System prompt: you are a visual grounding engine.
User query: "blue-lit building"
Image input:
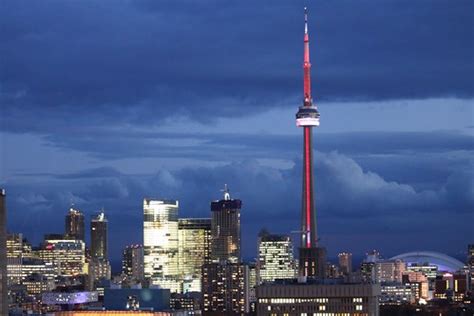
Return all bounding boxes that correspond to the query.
[103,288,170,311]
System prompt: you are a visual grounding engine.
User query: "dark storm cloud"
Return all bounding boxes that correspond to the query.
[41,129,473,161]
[1,0,473,133]
[3,151,472,260]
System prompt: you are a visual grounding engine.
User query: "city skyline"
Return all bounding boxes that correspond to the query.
[1,0,473,266]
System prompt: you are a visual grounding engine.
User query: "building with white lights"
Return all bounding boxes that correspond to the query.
[143,199,180,292]
[257,230,296,284]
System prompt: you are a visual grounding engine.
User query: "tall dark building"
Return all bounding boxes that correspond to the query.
[0,189,8,315]
[65,207,85,241]
[295,7,326,279]
[91,211,108,259]
[122,244,144,281]
[210,185,241,263]
[203,187,248,315]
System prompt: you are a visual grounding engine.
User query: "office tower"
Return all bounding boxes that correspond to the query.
[380,283,416,305]
[122,244,144,281]
[210,185,241,263]
[202,261,248,315]
[178,218,211,292]
[375,259,406,283]
[434,272,469,301]
[65,207,85,242]
[338,252,353,275]
[256,280,381,316]
[37,236,85,276]
[91,211,108,260]
[89,211,111,287]
[0,189,7,316]
[7,258,57,286]
[143,199,180,292]
[402,272,429,299]
[295,7,326,279]
[257,230,296,283]
[468,244,474,289]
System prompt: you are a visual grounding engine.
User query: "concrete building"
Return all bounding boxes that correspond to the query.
[402,271,429,300]
[37,237,86,276]
[202,261,248,315]
[178,218,211,292]
[380,283,415,305]
[143,199,180,292]
[338,252,353,276]
[375,259,406,283]
[257,230,296,283]
[122,244,144,281]
[256,279,381,316]
[7,257,57,286]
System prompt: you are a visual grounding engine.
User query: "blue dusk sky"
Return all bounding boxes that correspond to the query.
[1,0,473,265]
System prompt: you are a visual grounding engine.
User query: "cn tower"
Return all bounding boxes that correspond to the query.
[295,7,326,279]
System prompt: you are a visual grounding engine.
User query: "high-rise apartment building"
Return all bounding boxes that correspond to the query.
[65,207,85,242]
[338,252,353,276]
[178,218,211,292]
[143,199,180,292]
[257,230,296,283]
[0,189,8,316]
[202,261,248,315]
[375,259,406,283]
[122,244,144,281]
[210,186,241,263]
[91,211,108,260]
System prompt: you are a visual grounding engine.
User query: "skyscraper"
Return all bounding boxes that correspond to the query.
[202,187,248,314]
[178,218,211,292]
[257,230,296,283]
[210,185,241,263]
[202,261,248,315]
[65,207,85,242]
[143,199,180,292]
[295,7,326,279]
[90,211,111,286]
[0,189,8,316]
[122,244,144,281]
[338,252,353,276]
[91,211,108,260]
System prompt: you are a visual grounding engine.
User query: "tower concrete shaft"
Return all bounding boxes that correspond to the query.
[296,8,326,279]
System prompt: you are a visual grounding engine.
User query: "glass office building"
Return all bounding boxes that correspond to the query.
[143,199,180,292]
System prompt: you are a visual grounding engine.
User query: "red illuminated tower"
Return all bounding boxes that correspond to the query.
[295,7,326,279]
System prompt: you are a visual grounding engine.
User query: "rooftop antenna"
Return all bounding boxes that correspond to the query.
[221,184,231,200]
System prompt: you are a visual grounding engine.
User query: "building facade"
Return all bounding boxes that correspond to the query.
[143,199,180,292]
[65,207,85,242]
[37,238,85,276]
[91,211,108,260]
[256,280,381,316]
[210,187,241,263]
[338,252,353,276]
[257,230,296,283]
[202,261,248,315]
[122,244,144,281]
[178,218,211,292]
